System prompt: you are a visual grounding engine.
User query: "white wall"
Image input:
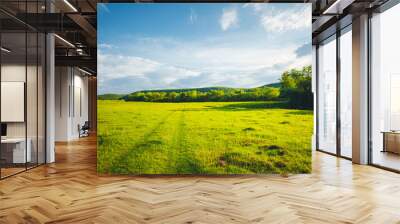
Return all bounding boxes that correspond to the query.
[1,65,26,141]
[1,63,46,164]
[55,67,89,141]
[55,66,70,141]
[1,65,40,137]
[72,73,89,138]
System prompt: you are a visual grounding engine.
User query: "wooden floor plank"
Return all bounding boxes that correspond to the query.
[0,135,400,223]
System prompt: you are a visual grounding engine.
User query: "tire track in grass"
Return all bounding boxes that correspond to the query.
[169,110,185,173]
[109,111,176,173]
[164,110,183,173]
[174,106,204,174]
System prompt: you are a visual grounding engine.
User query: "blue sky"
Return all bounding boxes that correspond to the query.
[98,3,311,94]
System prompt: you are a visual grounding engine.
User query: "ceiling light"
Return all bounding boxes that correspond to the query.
[63,0,78,12]
[1,47,11,53]
[78,67,92,76]
[54,34,75,48]
[76,48,85,55]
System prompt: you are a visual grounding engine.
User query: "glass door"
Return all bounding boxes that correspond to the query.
[317,35,337,154]
[339,26,352,158]
[370,3,400,171]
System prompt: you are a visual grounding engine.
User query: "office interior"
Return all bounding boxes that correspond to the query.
[0,0,97,179]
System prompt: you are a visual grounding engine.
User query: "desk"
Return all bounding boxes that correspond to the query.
[382,131,400,154]
[1,138,31,163]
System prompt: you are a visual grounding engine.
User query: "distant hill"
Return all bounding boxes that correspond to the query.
[139,86,234,93]
[129,83,280,95]
[98,83,282,100]
[260,82,281,88]
[97,93,124,100]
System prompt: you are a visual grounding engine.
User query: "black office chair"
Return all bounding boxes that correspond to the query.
[79,121,90,138]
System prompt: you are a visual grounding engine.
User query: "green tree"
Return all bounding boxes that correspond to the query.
[279,65,312,109]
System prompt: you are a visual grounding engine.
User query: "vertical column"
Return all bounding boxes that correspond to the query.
[45,0,55,163]
[352,14,369,164]
[312,45,317,151]
[46,33,55,163]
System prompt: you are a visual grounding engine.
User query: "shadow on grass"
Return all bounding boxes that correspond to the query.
[175,101,291,112]
[170,101,315,113]
[175,158,205,174]
[285,110,313,115]
[216,101,290,110]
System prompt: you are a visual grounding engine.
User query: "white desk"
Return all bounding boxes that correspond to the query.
[1,138,31,163]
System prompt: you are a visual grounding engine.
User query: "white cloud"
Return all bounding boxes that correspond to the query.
[99,43,113,49]
[99,54,159,80]
[250,5,311,32]
[220,8,238,31]
[120,36,302,73]
[189,8,198,24]
[191,46,297,72]
[98,39,311,94]
[98,52,202,93]
[243,3,262,12]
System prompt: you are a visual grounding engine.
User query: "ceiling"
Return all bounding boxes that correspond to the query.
[0,0,97,74]
[0,0,395,74]
[310,0,390,43]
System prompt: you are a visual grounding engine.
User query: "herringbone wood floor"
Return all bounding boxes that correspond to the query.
[1,135,400,224]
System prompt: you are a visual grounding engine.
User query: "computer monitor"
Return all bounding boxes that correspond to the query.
[1,123,7,137]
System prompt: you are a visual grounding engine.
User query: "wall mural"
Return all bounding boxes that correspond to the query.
[97,3,313,174]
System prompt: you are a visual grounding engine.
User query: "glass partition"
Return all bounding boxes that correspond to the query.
[339,26,352,158]
[1,31,28,177]
[370,4,400,171]
[0,2,46,179]
[317,35,337,154]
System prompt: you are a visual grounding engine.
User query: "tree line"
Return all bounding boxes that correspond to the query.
[123,87,280,102]
[99,65,313,109]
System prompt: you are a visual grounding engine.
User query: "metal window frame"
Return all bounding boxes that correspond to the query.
[315,22,353,161]
[315,0,400,172]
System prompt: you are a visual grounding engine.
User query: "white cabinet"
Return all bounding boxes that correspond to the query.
[1,138,32,163]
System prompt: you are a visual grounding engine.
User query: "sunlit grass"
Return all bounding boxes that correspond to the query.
[97,100,313,174]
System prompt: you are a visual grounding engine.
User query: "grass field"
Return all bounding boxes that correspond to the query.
[97,100,313,174]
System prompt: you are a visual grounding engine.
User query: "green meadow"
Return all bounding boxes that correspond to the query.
[97,100,313,174]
